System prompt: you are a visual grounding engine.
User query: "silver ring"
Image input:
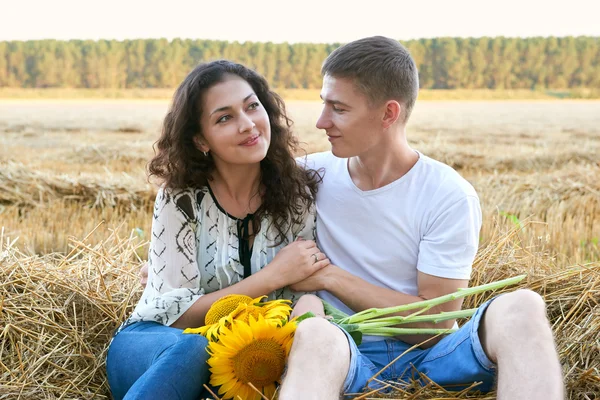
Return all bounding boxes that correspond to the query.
[312,253,318,263]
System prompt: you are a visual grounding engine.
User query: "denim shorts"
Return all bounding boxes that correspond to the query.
[340,298,497,397]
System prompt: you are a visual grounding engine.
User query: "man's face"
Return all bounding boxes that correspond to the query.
[316,75,383,158]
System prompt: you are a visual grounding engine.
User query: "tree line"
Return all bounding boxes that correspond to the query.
[0,36,598,89]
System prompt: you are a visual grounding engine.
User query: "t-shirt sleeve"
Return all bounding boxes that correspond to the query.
[417,195,482,279]
[132,187,204,326]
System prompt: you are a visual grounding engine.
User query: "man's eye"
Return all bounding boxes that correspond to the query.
[333,106,345,113]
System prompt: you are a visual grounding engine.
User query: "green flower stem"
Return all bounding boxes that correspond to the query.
[340,274,526,324]
[359,327,458,336]
[354,308,477,329]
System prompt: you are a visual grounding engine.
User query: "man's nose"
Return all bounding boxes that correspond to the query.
[316,111,331,130]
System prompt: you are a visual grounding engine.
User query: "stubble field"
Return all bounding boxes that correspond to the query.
[0,99,598,399]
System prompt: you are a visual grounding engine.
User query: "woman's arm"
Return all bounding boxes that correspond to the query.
[172,238,331,329]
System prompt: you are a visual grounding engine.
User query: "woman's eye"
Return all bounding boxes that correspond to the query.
[248,102,260,110]
[217,115,231,124]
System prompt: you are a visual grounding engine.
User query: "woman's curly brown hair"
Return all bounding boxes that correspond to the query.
[148,60,320,245]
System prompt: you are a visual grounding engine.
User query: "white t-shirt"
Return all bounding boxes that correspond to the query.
[301,151,482,324]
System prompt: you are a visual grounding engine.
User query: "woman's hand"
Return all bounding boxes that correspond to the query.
[140,262,149,286]
[264,239,330,288]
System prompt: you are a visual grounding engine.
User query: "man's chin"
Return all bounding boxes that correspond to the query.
[330,144,354,159]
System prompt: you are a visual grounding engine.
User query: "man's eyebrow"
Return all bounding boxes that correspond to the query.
[319,94,351,108]
[210,93,256,116]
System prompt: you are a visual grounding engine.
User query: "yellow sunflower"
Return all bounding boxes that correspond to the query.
[232,297,292,326]
[206,294,254,325]
[184,294,253,340]
[185,295,292,341]
[207,315,297,400]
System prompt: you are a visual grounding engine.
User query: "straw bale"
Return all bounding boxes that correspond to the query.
[0,226,143,399]
[0,223,598,399]
[0,162,156,210]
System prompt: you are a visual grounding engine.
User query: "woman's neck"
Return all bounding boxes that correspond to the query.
[210,162,262,217]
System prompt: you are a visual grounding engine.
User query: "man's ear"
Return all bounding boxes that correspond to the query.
[382,100,403,129]
[193,135,209,153]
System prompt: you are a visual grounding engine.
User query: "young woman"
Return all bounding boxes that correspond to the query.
[106,60,329,400]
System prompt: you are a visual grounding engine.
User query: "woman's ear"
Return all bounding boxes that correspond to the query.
[193,135,209,153]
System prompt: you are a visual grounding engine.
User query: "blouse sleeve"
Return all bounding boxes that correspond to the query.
[292,201,317,242]
[132,187,204,326]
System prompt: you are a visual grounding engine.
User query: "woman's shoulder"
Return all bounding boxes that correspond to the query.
[158,185,209,199]
[155,185,210,220]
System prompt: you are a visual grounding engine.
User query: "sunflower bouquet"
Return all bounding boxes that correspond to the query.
[184,295,300,400]
[185,275,526,399]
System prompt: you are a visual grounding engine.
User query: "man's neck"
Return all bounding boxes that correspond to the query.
[348,136,418,191]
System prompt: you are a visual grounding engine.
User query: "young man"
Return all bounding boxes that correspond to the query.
[279,36,564,399]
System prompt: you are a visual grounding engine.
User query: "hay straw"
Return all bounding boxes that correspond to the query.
[472,163,600,215]
[0,221,598,399]
[0,162,156,210]
[0,225,145,399]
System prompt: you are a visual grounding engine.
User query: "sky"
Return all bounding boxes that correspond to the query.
[1,0,599,43]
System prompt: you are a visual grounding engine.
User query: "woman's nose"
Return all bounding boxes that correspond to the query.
[239,112,255,133]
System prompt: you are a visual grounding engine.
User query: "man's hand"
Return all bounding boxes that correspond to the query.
[140,261,149,286]
[289,264,336,292]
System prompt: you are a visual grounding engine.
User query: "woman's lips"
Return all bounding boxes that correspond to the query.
[240,134,260,146]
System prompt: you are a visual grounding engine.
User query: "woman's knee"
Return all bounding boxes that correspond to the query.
[175,333,210,362]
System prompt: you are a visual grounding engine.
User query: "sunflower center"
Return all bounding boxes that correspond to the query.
[232,338,286,388]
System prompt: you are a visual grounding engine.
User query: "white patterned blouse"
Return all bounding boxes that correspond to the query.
[120,185,316,330]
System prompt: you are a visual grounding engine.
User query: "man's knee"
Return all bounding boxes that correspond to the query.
[283,317,351,392]
[481,289,551,357]
[489,289,548,325]
[292,318,349,356]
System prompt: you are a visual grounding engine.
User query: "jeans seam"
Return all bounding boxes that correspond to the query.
[386,340,396,379]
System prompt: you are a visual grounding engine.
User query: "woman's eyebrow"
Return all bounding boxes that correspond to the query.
[210,93,256,116]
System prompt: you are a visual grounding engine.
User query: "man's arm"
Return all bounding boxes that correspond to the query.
[299,190,481,346]
[292,266,467,347]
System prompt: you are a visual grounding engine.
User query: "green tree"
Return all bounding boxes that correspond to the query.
[0,42,7,86]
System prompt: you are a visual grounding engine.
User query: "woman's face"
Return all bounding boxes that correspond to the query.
[197,74,271,168]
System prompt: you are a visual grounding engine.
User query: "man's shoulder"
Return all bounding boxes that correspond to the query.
[417,153,478,201]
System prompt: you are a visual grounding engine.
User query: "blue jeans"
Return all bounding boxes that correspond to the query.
[341,298,497,396]
[106,321,211,400]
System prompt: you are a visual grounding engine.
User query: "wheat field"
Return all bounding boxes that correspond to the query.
[0,99,599,399]
[2,100,599,262]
